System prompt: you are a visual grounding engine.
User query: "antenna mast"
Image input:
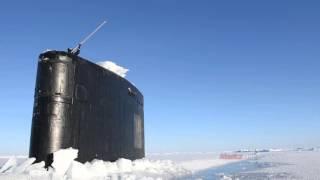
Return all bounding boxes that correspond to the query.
[69,21,107,55]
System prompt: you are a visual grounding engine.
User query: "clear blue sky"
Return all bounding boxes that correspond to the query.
[0,0,319,155]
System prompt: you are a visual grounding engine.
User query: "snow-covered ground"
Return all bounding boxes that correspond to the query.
[227,150,320,180]
[148,152,242,173]
[182,149,320,180]
[1,148,320,179]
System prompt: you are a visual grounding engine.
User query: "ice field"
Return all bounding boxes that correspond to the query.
[1,148,320,179]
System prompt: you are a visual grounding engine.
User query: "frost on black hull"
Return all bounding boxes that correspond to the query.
[29,51,144,166]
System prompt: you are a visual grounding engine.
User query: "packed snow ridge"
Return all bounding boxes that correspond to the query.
[97,61,129,78]
[0,148,191,180]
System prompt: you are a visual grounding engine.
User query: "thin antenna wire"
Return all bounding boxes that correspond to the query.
[70,20,107,54]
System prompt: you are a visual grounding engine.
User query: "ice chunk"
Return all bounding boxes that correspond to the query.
[25,161,45,171]
[42,49,52,53]
[25,161,46,176]
[66,161,91,179]
[132,159,150,171]
[51,148,78,175]
[96,61,129,78]
[87,159,108,177]
[24,161,47,177]
[12,157,35,173]
[104,161,118,173]
[116,158,132,172]
[0,157,17,173]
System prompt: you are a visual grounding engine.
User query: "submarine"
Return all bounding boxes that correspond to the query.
[29,22,145,165]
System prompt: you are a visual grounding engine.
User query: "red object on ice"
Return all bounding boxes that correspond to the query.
[219,153,243,160]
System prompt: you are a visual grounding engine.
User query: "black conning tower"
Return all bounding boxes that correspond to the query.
[29,51,144,165]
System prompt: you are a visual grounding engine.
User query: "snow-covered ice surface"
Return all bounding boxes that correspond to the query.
[225,151,320,180]
[148,152,242,173]
[185,150,320,180]
[96,61,129,78]
[1,149,320,179]
[0,148,191,180]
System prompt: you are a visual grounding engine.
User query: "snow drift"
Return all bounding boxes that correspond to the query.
[96,61,129,78]
[0,148,191,180]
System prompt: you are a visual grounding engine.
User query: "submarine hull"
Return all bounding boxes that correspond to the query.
[29,51,144,165]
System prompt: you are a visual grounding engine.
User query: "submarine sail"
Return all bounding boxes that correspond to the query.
[29,50,144,165]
